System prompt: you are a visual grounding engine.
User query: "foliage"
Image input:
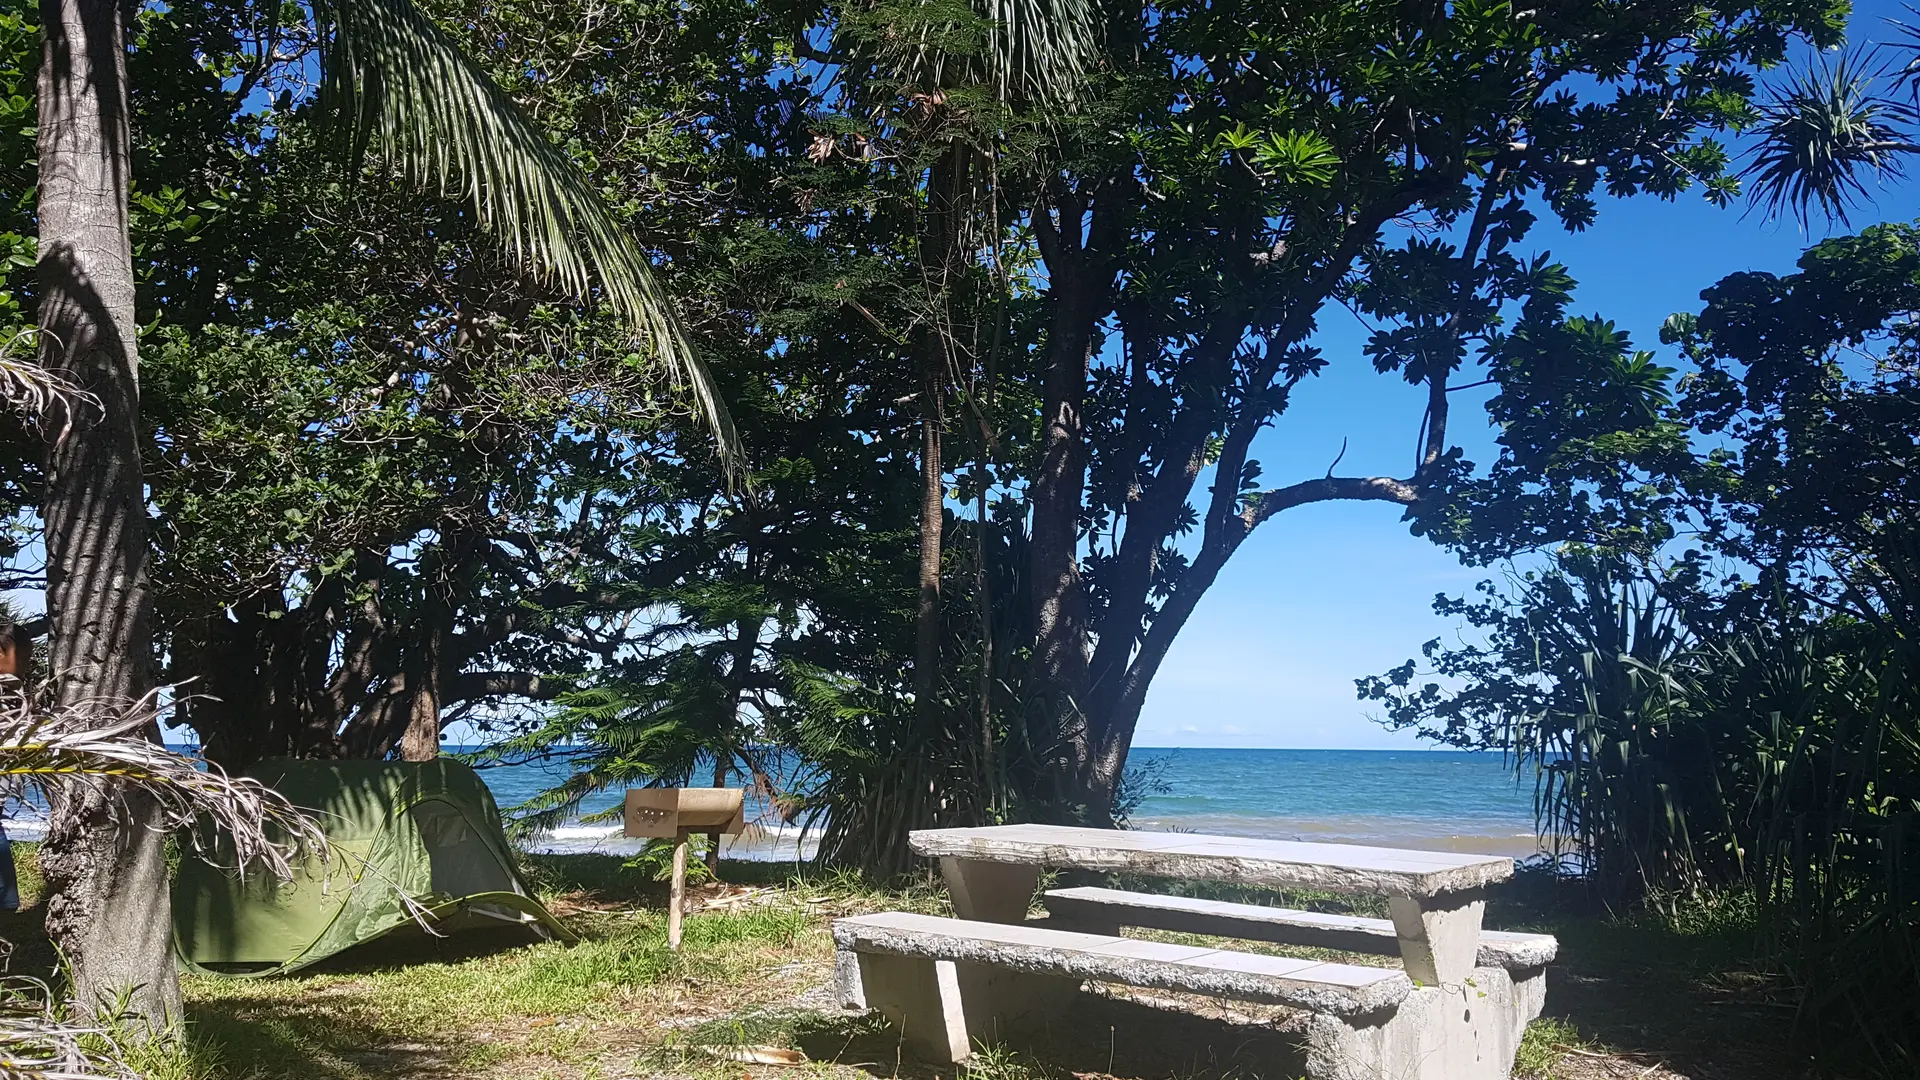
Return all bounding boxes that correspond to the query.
[316,0,737,456]
[1003,0,1843,818]
[1742,29,1920,225]
[1360,549,1718,897]
[1366,221,1920,1074]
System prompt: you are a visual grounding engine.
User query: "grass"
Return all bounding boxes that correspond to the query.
[0,849,1836,1080]
[1514,1017,1590,1079]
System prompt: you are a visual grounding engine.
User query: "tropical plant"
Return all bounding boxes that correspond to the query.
[1360,549,1715,898]
[830,0,1099,745]
[1371,220,1920,1074]
[1742,17,1920,223]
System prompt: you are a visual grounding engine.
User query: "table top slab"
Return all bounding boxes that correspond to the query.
[910,824,1512,898]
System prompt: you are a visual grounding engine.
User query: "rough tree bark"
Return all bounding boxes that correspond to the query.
[1027,179,1120,816]
[398,553,452,762]
[35,0,180,1026]
[914,352,945,717]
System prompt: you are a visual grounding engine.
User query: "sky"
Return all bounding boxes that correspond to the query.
[1135,0,1920,750]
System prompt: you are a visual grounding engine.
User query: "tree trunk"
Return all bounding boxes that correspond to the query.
[974,478,996,811]
[1026,184,1120,820]
[914,355,945,717]
[35,0,180,1027]
[1027,267,1096,794]
[398,595,447,761]
[912,146,968,727]
[705,756,727,875]
[397,672,441,760]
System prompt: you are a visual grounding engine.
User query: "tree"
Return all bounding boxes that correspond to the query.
[1368,221,1920,1071]
[1012,0,1841,819]
[831,0,1098,735]
[28,0,732,1027]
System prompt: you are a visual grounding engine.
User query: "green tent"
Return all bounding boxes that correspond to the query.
[174,758,574,976]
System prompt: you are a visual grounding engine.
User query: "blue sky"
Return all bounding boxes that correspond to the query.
[1136,0,1920,750]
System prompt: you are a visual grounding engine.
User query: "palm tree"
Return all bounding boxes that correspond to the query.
[840,0,1099,738]
[34,0,734,1027]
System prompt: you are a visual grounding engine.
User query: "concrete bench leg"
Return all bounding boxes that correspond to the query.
[1388,889,1485,986]
[940,857,1040,923]
[856,953,970,1062]
[852,952,1080,1063]
[1304,965,1543,1080]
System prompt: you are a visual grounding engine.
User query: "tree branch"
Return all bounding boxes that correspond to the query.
[448,670,560,701]
[1245,474,1420,529]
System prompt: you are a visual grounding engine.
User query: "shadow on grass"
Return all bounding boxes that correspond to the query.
[1488,874,1815,1080]
[186,994,465,1080]
[665,998,1311,1080]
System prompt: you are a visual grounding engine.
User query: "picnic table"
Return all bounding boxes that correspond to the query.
[912,823,1511,984]
[832,823,1556,1080]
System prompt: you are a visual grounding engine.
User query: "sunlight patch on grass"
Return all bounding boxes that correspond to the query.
[1514,1016,1591,1079]
[182,901,826,1078]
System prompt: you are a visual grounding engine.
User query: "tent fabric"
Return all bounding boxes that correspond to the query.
[173,758,574,976]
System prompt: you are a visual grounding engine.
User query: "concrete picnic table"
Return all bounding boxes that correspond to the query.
[908,822,1515,986]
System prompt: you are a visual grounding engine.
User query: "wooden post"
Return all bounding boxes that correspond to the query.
[669,827,691,951]
[623,787,745,951]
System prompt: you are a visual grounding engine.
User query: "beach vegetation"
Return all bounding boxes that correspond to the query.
[0,0,1915,1069]
[1365,221,1920,1073]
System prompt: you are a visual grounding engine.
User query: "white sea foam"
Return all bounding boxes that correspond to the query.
[2,817,44,842]
[524,820,819,862]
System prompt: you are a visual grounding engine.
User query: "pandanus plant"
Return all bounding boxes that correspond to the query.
[1743,17,1920,223]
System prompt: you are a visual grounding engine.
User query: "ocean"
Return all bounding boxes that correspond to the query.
[0,747,1547,861]
[471,746,1546,862]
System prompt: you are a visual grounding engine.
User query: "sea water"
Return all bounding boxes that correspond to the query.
[0,747,1546,861]
[472,746,1545,861]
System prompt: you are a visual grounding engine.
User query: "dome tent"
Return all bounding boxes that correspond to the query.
[174,758,573,975]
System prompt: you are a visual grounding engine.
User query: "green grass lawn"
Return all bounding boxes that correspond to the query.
[0,847,1821,1080]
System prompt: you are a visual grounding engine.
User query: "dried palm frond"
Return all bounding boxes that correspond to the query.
[0,686,325,881]
[0,972,126,1079]
[0,690,328,1075]
[0,335,99,440]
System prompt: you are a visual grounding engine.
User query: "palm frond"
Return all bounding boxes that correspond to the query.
[313,0,740,477]
[0,333,99,442]
[0,974,121,1079]
[1885,8,1920,106]
[0,688,325,881]
[978,0,1100,106]
[1742,54,1918,226]
[866,0,1100,107]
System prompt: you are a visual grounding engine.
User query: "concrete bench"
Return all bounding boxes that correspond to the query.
[833,910,1545,1079]
[833,911,1408,1060]
[1043,886,1559,971]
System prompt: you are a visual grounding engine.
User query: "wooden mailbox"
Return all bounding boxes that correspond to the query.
[623,787,747,949]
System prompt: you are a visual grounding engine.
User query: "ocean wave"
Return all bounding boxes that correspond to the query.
[523,820,819,862]
[2,818,44,842]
